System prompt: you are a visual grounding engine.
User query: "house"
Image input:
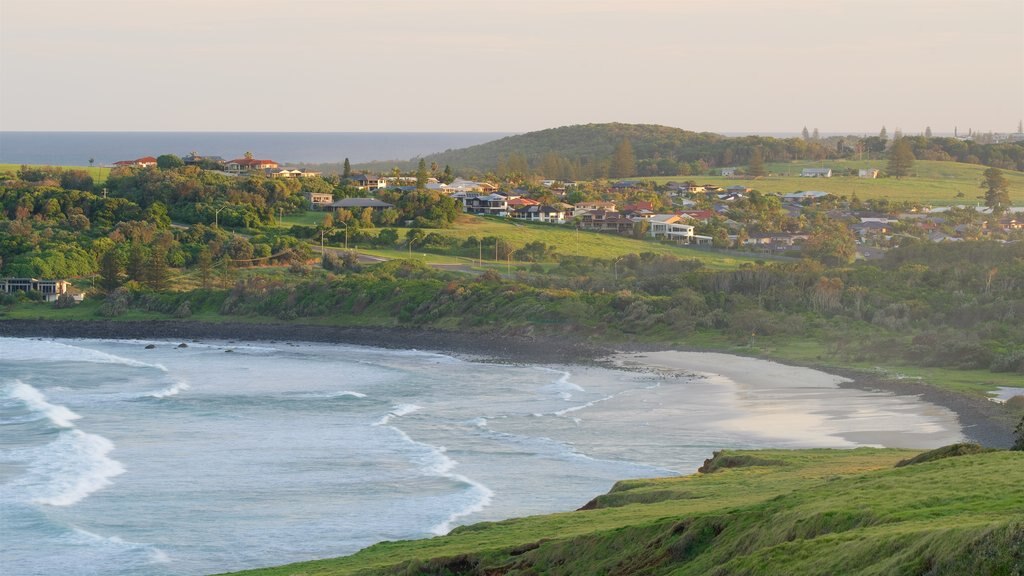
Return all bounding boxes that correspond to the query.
[306,192,334,209]
[328,198,394,212]
[447,178,497,194]
[512,204,567,224]
[801,168,832,178]
[782,191,831,202]
[270,168,322,178]
[113,156,158,168]
[346,174,387,190]
[578,210,635,234]
[226,157,279,173]
[676,210,715,223]
[182,153,224,166]
[506,197,540,210]
[620,201,655,214]
[573,201,617,214]
[858,168,879,179]
[648,215,695,243]
[720,167,738,177]
[464,193,509,216]
[0,278,77,302]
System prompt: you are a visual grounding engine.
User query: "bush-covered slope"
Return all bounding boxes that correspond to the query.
[420,123,724,172]
[221,448,1024,576]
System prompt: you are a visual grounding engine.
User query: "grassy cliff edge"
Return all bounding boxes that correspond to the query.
[219,448,1023,576]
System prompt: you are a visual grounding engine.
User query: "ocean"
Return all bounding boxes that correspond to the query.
[0,338,962,575]
[0,132,512,167]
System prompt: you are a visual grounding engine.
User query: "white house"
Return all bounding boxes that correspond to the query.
[720,167,738,177]
[648,215,695,243]
[801,168,832,178]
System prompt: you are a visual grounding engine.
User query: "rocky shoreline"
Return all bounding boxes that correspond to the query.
[1,318,1014,447]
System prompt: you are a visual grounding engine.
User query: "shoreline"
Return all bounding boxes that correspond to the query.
[0,318,1013,447]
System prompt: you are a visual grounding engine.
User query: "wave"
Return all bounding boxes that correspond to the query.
[553,393,617,417]
[295,390,367,400]
[5,381,125,506]
[370,404,494,535]
[29,429,125,507]
[70,526,171,565]
[8,381,82,428]
[0,339,167,372]
[146,381,191,399]
[537,369,584,401]
[373,403,422,427]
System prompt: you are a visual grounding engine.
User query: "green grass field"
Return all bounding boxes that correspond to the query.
[0,163,112,184]
[641,160,1024,206]
[221,448,1024,576]
[311,214,765,270]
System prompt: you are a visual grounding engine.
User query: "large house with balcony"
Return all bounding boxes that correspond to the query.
[226,157,279,173]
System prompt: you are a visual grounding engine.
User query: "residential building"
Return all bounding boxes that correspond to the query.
[648,215,695,243]
[800,168,832,178]
[720,167,737,177]
[0,278,76,302]
[347,174,387,190]
[464,193,509,216]
[269,168,322,178]
[112,156,158,168]
[306,192,334,208]
[512,204,567,224]
[328,198,394,212]
[226,157,279,173]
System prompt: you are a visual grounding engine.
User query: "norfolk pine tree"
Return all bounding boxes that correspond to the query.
[416,159,428,189]
[981,167,1010,215]
[887,138,915,179]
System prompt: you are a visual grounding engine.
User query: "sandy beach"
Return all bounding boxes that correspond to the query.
[610,351,966,450]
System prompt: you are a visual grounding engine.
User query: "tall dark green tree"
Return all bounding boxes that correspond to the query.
[127,243,146,282]
[197,247,214,289]
[156,154,184,170]
[879,126,888,140]
[801,126,810,140]
[747,146,767,177]
[441,164,454,184]
[887,138,915,179]
[98,249,123,292]
[416,158,428,189]
[144,245,170,291]
[342,158,351,179]
[981,167,1011,215]
[610,138,635,178]
[925,126,933,138]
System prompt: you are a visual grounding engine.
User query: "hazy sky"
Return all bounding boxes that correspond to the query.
[1,0,1021,134]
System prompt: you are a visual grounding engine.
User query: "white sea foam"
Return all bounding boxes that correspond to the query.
[373,403,422,426]
[70,527,171,564]
[537,369,584,400]
[147,381,191,399]
[5,381,126,506]
[29,429,126,506]
[553,393,618,417]
[0,339,167,371]
[8,381,81,428]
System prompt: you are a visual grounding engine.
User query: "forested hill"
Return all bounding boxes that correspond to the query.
[419,123,724,174]
[346,122,1024,180]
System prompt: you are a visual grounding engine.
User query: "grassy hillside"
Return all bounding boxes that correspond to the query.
[645,159,1024,206]
[221,448,1024,576]
[276,213,766,269]
[0,163,111,184]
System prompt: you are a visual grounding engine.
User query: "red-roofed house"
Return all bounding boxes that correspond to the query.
[226,157,279,173]
[113,156,158,168]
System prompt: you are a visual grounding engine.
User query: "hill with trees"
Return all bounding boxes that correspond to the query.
[345,123,1024,180]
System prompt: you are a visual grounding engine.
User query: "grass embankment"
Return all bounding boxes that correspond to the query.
[0,163,112,184]
[221,448,1024,576]
[643,160,1024,206]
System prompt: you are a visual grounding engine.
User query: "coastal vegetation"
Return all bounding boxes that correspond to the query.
[221,448,1024,575]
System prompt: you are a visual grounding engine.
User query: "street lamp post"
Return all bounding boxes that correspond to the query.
[613,256,625,282]
[214,206,226,229]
